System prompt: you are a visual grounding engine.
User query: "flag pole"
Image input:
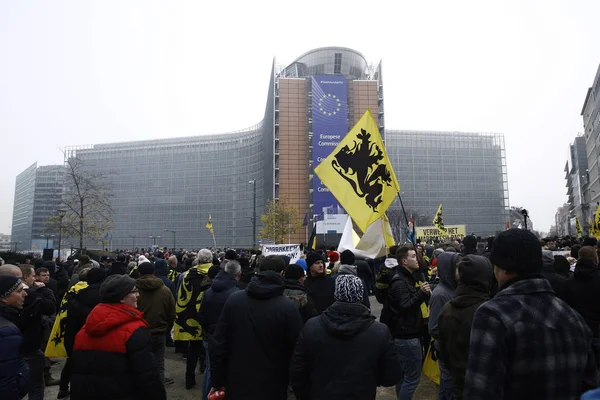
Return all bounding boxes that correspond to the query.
[396,193,415,246]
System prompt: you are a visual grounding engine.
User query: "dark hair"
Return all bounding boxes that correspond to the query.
[396,246,412,263]
[389,245,399,257]
[79,255,91,265]
[19,264,35,277]
[571,245,581,259]
[36,267,50,275]
[579,246,597,262]
[259,255,286,273]
[553,255,571,278]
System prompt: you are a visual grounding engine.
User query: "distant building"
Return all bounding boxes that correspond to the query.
[11,47,510,249]
[11,163,64,252]
[555,203,571,237]
[582,64,600,209]
[565,135,590,231]
[0,234,11,252]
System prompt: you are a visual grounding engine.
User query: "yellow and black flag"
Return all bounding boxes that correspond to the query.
[433,203,447,236]
[206,214,213,234]
[314,109,400,233]
[307,222,317,251]
[576,216,582,238]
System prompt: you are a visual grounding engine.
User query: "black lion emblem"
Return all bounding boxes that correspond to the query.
[331,129,393,211]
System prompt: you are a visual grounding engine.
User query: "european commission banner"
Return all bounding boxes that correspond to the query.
[312,74,348,231]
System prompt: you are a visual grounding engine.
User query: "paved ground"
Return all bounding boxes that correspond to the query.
[45,296,439,399]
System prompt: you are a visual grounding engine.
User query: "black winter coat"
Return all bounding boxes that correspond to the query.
[0,304,29,400]
[304,273,336,314]
[19,285,56,354]
[211,271,303,400]
[199,270,239,336]
[381,267,428,339]
[64,283,102,356]
[284,279,318,324]
[564,259,600,337]
[290,301,401,400]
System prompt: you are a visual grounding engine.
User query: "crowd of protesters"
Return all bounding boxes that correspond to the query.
[3,229,600,399]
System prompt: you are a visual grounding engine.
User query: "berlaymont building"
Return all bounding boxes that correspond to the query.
[11,47,510,251]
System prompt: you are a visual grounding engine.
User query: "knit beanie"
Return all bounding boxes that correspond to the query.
[138,262,155,275]
[328,251,340,263]
[306,252,324,269]
[100,275,137,303]
[225,249,237,261]
[296,259,308,271]
[0,276,21,300]
[340,250,355,265]
[334,275,363,303]
[490,228,542,274]
[285,264,305,280]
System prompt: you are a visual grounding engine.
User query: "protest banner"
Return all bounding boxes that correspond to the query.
[416,225,466,241]
[262,244,302,263]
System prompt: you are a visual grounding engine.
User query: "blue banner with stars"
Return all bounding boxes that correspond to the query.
[312,74,348,223]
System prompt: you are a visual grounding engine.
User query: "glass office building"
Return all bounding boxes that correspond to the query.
[386,130,509,236]
[12,47,510,251]
[11,163,65,251]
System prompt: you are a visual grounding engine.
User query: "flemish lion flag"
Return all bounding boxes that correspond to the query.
[206,214,213,234]
[314,109,400,233]
[433,203,447,235]
[576,216,582,238]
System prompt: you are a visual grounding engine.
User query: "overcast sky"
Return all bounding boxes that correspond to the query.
[1,0,599,235]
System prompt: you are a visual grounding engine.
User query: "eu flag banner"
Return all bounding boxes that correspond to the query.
[314,109,400,234]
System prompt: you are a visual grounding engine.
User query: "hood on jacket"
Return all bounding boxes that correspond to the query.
[135,275,164,291]
[211,270,239,292]
[437,252,459,289]
[247,271,285,300]
[154,259,169,277]
[574,258,600,280]
[338,264,358,276]
[284,278,307,293]
[541,250,556,274]
[83,303,147,337]
[457,255,493,293]
[320,301,374,337]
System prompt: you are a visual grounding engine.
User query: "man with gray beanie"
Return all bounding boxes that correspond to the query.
[464,229,596,400]
[290,275,401,400]
[70,274,166,400]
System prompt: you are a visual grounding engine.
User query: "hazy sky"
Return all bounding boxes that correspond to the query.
[1,0,599,235]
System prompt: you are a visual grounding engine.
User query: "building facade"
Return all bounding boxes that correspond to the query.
[12,47,510,250]
[11,163,64,252]
[565,135,589,232]
[583,64,600,208]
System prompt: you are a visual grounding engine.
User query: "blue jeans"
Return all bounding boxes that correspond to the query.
[202,340,211,400]
[437,357,454,400]
[395,338,422,400]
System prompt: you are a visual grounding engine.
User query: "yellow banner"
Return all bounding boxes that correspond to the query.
[416,225,466,240]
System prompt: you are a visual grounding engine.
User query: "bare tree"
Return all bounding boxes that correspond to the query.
[387,208,431,243]
[258,198,302,244]
[46,154,114,252]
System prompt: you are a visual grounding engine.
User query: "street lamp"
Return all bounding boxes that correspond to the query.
[128,235,136,250]
[149,235,161,246]
[249,180,256,248]
[57,209,66,261]
[164,229,176,250]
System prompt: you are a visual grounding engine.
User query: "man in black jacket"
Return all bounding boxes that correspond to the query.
[2,264,56,399]
[290,275,401,400]
[284,264,317,324]
[564,245,600,367]
[199,260,240,400]
[210,255,303,400]
[303,252,335,314]
[438,255,493,400]
[382,246,431,400]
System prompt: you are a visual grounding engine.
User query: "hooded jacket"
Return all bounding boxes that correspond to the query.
[0,304,29,400]
[64,282,102,356]
[564,258,600,337]
[211,271,303,400]
[428,252,459,340]
[71,303,166,400]
[154,259,176,298]
[199,269,239,336]
[438,255,492,400]
[19,284,56,354]
[284,279,318,324]
[136,274,176,335]
[541,249,567,299]
[290,301,401,400]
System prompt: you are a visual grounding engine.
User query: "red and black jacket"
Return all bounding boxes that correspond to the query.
[71,302,166,400]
